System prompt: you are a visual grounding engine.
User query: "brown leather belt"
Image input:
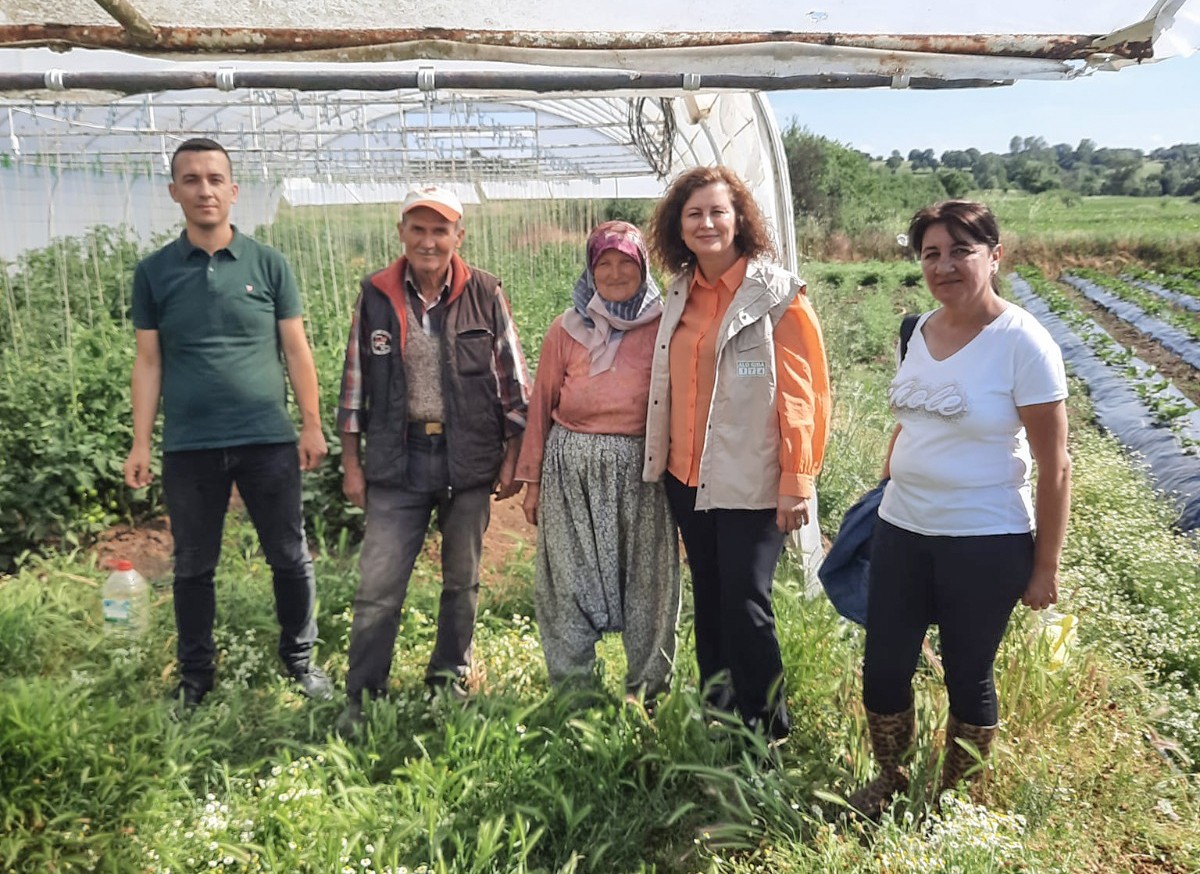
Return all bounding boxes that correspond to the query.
[417,421,444,435]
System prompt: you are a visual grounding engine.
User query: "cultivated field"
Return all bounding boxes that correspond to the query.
[2,196,1200,873]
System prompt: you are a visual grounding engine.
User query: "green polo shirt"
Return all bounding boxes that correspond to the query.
[131,228,302,452]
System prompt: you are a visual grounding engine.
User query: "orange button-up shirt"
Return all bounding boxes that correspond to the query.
[666,256,829,499]
[666,258,744,487]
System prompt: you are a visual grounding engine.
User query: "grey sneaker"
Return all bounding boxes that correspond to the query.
[289,665,335,700]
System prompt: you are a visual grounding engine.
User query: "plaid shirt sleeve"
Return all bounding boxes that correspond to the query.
[492,281,530,438]
[336,294,366,433]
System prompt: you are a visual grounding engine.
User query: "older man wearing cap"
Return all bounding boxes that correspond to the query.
[336,185,530,732]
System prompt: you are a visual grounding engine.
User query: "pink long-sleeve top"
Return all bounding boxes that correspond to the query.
[515,313,658,483]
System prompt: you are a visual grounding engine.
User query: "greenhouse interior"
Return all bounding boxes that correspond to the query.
[0,0,1197,567]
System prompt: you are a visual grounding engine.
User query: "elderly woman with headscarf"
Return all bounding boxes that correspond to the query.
[516,220,681,698]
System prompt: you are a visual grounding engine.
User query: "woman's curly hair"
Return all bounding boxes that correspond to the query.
[647,166,777,274]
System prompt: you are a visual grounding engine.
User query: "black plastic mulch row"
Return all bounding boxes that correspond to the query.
[1061,274,1200,371]
[1011,274,1200,531]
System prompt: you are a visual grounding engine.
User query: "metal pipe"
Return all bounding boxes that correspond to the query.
[0,68,1012,96]
[751,91,797,273]
[87,0,157,45]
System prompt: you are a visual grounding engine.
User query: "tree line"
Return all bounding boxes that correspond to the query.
[782,124,1200,242]
[898,136,1200,199]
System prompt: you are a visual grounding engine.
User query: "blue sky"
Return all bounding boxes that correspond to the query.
[767,53,1200,158]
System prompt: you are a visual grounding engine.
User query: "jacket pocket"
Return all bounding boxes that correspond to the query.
[455,329,494,376]
[734,324,768,352]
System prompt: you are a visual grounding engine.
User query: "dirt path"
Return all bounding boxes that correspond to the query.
[92,495,538,585]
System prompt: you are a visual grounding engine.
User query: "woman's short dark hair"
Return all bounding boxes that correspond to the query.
[907,200,1001,254]
[647,166,777,274]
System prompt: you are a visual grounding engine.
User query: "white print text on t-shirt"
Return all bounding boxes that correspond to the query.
[888,378,968,419]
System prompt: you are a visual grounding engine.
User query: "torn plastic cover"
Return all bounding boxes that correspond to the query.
[1060,274,1200,370]
[1011,275,1200,531]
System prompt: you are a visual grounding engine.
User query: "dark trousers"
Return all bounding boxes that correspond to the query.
[664,474,789,739]
[162,442,317,683]
[863,519,1033,726]
[346,430,491,699]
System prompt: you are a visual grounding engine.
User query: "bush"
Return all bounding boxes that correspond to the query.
[0,322,160,568]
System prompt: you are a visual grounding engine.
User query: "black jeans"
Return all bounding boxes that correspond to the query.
[162,442,317,683]
[665,474,789,739]
[863,519,1033,726]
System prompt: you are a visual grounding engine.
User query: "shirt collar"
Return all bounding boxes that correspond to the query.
[404,263,451,302]
[174,225,244,260]
[690,255,747,296]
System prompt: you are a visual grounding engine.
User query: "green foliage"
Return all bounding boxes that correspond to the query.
[1124,265,1200,301]
[2,259,1200,872]
[941,137,1200,199]
[0,225,142,354]
[600,198,654,228]
[781,130,1200,262]
[0,321,160,568]
[0,203,587,561]
[1067,267,1200,343]
[936,168,973,199]
[4,186,1200,871]
[782,125,947,257]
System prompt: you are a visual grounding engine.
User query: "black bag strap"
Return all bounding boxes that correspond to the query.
[899,313,920,363]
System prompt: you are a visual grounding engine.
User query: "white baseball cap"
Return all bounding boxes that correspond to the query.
[401,186,463,222]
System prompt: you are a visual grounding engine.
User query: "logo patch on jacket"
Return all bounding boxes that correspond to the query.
[370,330,392,355]
[737,360,767,377]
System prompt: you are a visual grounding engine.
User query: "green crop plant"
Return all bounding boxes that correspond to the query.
[1,210,1200,872]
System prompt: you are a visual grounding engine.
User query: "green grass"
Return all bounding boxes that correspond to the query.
[3,262,1199,872]
[989,192,1200,240]
[972,192,1200,269]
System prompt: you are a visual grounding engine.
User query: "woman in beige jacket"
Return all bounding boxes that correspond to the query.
[644,167,831,740]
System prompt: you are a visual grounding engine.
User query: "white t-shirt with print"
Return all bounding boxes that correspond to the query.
[879,304,1067,536]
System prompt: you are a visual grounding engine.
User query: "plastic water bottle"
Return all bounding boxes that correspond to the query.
[102,559,150,635]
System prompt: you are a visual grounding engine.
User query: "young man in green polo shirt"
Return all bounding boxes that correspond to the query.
[124,137,332,707]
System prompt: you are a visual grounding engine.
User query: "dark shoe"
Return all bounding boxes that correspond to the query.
[289,665,335,700]
[167,674,212,709]
[424,676,469,704]
[847,705,916,820]
[936,714,997,805]
[703,681,736,716]
[335,700,365,739]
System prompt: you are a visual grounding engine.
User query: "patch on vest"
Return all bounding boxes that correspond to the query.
[370,329,393,355]
[737,360,768,377]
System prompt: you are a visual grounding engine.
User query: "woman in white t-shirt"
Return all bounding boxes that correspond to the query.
[848,201,1071,819]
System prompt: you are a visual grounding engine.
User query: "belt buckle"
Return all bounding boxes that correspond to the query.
[423,422,444,435]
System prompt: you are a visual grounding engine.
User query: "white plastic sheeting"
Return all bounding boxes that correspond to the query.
[1,0,1197,277]
[0,1,1197,83]
[1,1,1197,66]
[0,80,797,266]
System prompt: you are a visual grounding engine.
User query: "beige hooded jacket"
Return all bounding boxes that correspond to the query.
[643,259,828,511]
